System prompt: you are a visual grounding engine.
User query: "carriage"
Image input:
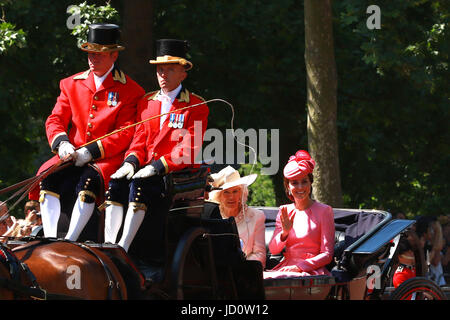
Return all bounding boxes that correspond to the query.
[0,165,447,300]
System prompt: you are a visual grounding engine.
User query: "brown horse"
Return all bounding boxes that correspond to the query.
[12,239,128,300]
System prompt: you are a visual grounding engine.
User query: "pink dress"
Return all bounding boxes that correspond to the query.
[264,201,335,279]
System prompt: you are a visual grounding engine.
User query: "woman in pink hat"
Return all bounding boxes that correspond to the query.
[264,150,335,278]
[209,166,266,268]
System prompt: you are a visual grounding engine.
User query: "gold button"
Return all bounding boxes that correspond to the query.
[92,105,97,110]
[94,96,98,100]
[90,114,94,119]
[137,193,141,196]
[87,132,91,137]
[135,198,139,201]
[88,123,93,128]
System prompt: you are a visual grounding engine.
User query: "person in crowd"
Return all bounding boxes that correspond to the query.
[102,39,209,256]
[439,216,450,279]
[394,212,407,220]
[416,216,446,286]
[20,200,42,236]
[208,166,266,268]
[1,201,43,239]
[0,202,14,239]
[24,200,41,225]
[264,150,335,278]
[28,24,145,241]
[392,232,419,288]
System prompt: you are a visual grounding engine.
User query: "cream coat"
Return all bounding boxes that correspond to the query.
[234,207,266,268]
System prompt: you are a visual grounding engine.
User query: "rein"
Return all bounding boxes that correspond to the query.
[0,159,72,219]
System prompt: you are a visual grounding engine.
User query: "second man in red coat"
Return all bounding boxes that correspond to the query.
[103,40,209,267]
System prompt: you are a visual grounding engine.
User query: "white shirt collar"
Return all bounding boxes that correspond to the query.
[93,64,114,90]
[157,85,183,129]
[159,84,182,103]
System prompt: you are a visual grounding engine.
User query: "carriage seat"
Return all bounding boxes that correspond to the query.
[165,165,210,218]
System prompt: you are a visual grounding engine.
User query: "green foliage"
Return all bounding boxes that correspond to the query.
[0,0,448,218]
[238,163,277,207]
[0,0,116,215]
[68,1,119,47]
[155,0,308,204]
[334,0,450,216]
[0,22,26,53]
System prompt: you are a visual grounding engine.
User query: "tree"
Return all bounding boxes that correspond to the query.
[304,0,343,207]
[119,0,156,91]
[334,0,450,215]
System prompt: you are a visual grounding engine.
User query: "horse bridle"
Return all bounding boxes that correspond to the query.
[0,241,46,299]
[0,242,80,300]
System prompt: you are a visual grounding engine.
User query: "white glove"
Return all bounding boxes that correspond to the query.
[58,141,76,160]
[111,162,135,180]
[74,147,93,167]
[132,164,157,179]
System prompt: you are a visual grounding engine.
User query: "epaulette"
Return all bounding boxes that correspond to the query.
[112,69,127,84]
[144,90,159,100]
[178,89,190,103]
[73,69,90,80]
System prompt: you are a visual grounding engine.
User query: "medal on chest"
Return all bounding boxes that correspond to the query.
[107,92,119,107]
[177,114,185,128]
[168,113,175,128]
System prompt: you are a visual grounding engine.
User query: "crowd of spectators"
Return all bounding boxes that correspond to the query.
[0,200,42,242]
[392,212,450,288]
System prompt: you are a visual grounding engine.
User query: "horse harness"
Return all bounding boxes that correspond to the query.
[0,239,123,300]
[69,241,124,300]
[0,242,79,300]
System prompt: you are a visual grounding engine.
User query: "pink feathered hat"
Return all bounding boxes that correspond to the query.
[283,150,316,180]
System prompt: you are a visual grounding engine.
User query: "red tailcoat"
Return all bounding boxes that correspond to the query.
[125,87,209,174]
[29,68,145,200]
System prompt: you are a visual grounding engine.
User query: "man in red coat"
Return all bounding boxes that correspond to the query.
[102,39,209,261]
[31,24,145,241]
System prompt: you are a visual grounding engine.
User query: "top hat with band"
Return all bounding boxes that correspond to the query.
[149,39,193,71]
[80,23,125,53]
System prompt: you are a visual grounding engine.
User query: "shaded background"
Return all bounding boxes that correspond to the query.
[0,0,448,217]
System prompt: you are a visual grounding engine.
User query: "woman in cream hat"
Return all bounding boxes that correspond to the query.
[209,166,266,268]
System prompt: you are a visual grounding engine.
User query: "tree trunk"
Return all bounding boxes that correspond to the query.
[120,0,157,92]
[304,0,342,207]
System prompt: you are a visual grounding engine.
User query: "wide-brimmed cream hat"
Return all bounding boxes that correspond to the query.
[208,166,257,203]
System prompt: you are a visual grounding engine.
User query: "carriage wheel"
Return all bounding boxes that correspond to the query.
[170,227,218,300]
[390,277,447,300]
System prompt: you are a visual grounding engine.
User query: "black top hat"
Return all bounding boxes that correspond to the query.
[81,23,125,53]
[149,39,193,70]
